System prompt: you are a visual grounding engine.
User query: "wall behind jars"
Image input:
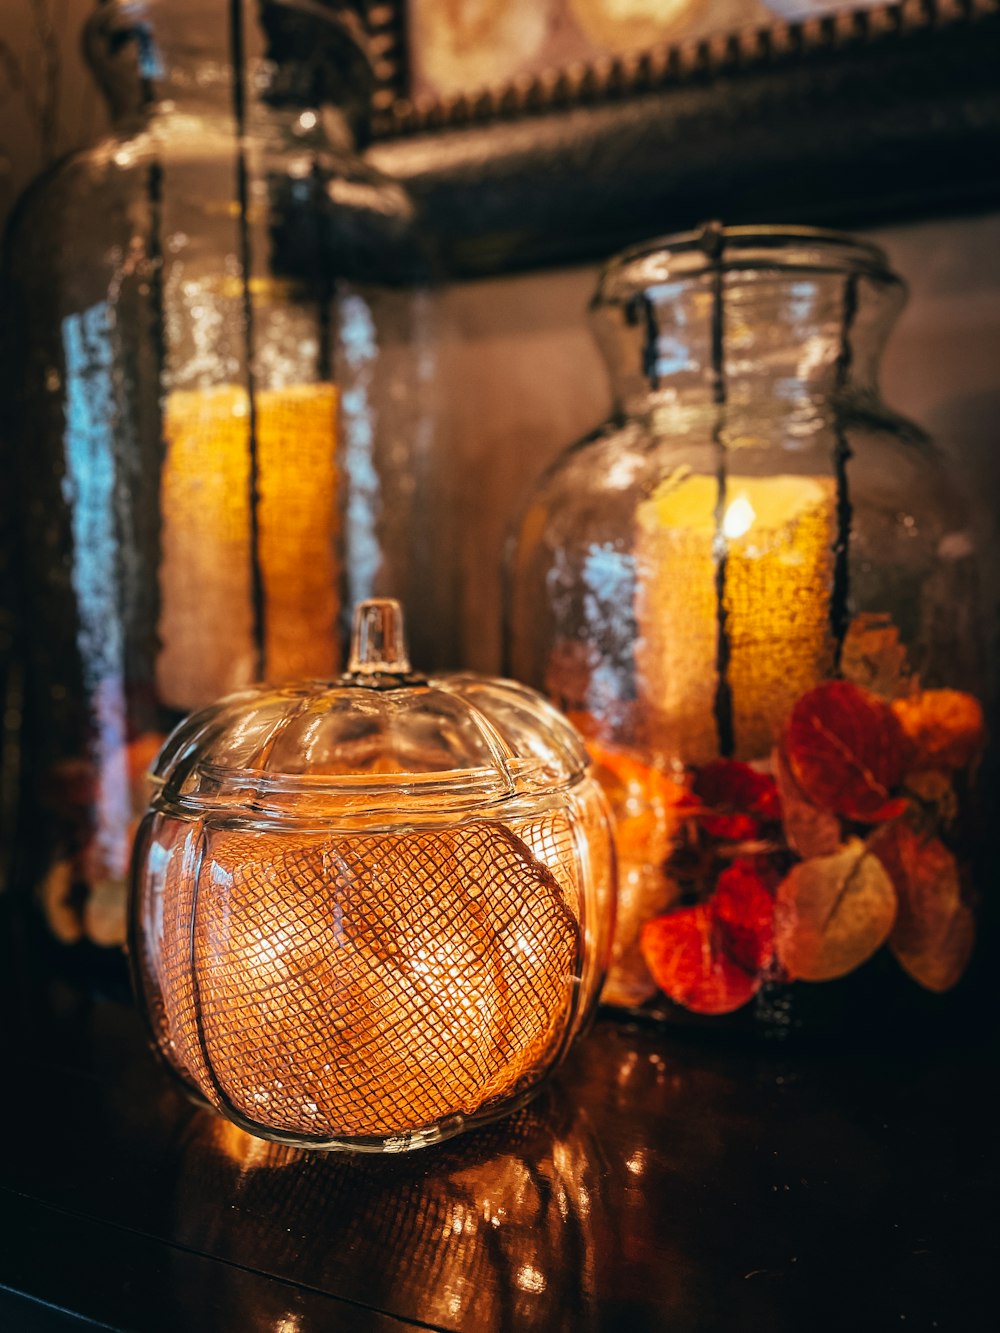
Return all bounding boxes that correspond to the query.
[3,0,998,688]
[0,1,105,232]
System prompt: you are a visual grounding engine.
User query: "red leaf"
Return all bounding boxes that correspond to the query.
[640,858,775,1014]
[773,745,842,860]
[869,823,975,993]
[701,813,759,841]
[713,859,775,973]
[694,760,781,820]
[783,681,906,822]
[640,905,760,1015]
[693,759,780,841]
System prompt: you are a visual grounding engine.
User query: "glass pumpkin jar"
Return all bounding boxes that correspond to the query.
[2,0,444,953]
[506,225,985,1035]
[130,600,615,1151]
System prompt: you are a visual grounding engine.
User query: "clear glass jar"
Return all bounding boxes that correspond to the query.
[131,600,615,1152]
[507,225,985,1035]
[2,1,445,950]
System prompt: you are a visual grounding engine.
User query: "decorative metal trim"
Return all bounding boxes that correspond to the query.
[370,0,997,139]
[364,1,410,123]
[364,0,1000,275]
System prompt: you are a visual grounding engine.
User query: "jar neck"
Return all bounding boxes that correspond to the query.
[85,0,373,143]
[592,263,905,421]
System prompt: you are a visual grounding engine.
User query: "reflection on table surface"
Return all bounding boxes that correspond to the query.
[0,918,995,1332]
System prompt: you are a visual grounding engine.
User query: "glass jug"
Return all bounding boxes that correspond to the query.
[507,225,985,1034]
[2,0,443,950]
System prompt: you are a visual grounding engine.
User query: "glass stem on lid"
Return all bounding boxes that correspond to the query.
[348,598,412,675]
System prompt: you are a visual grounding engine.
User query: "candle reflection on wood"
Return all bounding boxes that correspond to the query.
[635,472,836,764]
[157,384,340,710]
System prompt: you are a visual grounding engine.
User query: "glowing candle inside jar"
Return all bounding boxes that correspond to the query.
[157,384,340,711]
[157,820,579,1140]
[635,473,836,764]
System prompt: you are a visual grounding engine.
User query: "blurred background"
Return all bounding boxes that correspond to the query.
[3,0,998,680]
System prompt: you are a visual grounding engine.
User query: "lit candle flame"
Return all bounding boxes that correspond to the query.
[722,493,755,540]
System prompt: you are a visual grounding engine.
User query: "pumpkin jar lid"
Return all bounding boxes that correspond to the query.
[148,599,590,820]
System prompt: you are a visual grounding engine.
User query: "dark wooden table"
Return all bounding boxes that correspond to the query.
[0,907,995,1333]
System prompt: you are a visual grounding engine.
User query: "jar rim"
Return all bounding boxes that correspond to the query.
[596,224,899,301]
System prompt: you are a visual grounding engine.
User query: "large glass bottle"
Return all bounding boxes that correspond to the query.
[507,225,985,1035]
[2,0,443,951]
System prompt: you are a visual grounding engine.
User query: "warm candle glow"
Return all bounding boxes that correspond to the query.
[635,472,836,763]
[134,619,614,1151]
[157,384,340,711]
[721,493,755,540]
[153,819,581,1142]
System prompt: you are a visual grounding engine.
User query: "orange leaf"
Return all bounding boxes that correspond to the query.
[891,689,985,773]
[772,746,842,860]
[870,823,975,993]
[774,840,897,982]
[587,739,692,868]
[566,710,601,742]
[587,739,693,1008]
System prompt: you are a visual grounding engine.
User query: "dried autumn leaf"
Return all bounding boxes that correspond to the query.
[772,745,842,860]
[896,901,975,995]
[904,769,959,828]
[588,740,692,870]
[566,709,601,741]
[870,823,975,993]
[841,612,912,700]
[640,905,760,1015]
[588,740,692,1008]
[694,760,781,841]
[774,840,897,982]
[783,680,907,822]
[701,812,758,841]
[640,858,775,1014]
[603,862,682,1010]
[712,859,775,974]
[891,689,985,773]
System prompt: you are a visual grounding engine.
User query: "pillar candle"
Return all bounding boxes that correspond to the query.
[157,384,340,711]
[635,472,836,764]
